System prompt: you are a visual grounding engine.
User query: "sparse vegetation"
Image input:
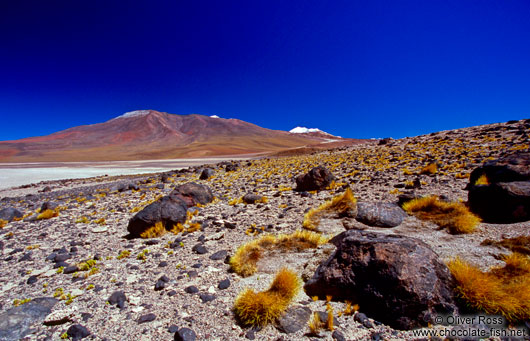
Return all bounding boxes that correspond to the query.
[0,219,7,228]
[308,312,322,335]
[140,221,166,238]
[448,253,530,322]
[117,250,131,260]
[419,163,438,175]
[233,268,300,326]
[230,230,329,276]
[402,196,480,234]
[474,174,490,185]
[303,188,356,231]
[481,236,530,255]
[13,298,31,306]
[37,208,59,220]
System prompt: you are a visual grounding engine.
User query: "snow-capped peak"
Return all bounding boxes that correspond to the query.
[290,126,327,134]
[117,110,151,119]
[210,115,220,118]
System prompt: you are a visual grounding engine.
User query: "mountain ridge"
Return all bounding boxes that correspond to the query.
[0,110,359,162]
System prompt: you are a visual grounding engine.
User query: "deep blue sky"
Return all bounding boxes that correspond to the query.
[1,1,529,140]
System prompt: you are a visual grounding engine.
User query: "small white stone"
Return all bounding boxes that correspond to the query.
[91,226,108,233]
[208,286,216,294]
[71,289,84,297]
[129,296,141,305]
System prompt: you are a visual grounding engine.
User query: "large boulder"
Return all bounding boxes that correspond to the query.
[0,207,23,221]
[295,166,335,192]
[127,196,187,237]
[304,230,458,330]
[467,152,530,223]
[355,202,408,227]
[169,182,214,208]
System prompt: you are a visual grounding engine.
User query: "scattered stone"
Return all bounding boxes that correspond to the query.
[242,193,262,204]
[199,168,215,180]
[108,291,127,309]
[185,286,199,294]
[40,201,59,212]
[304,230,458,330]
[138,313,156,324]
[295,166,335,192]
[276,305,311,334]
[355,312,374,328]
[209,250,227,260]
[26,275,38,285]
[0,207,23,222]
[224,221,236,229]
[66,324,90,340]
[332,330,346,341]
[192,244,208,254]
[218,278,230,290]
[355,202,408,227]
[199,293,216,303]
[174,327,197,341]
[63,266,79,274]
[168,325,179,333]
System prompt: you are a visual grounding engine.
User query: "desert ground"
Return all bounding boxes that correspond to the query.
[0,119,528,340]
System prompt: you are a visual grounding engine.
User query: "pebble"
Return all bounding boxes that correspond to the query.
[138,313,157,324]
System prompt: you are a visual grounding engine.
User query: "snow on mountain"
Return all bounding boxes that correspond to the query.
[210,115,220,118]
[117,110,151,119]
[289,126,333,135]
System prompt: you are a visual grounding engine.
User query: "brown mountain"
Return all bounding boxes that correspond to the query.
[0,110,355,162]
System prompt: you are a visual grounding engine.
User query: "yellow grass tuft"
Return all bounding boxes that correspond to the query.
[139,221,166,239]
[419,163,438,175]
[303,188,357,231]
[0,219,7,228]
[229,230,329,277]
[402,196,480,234]
[308,312,322,335]
[474,174,490,185]
[37,209,59,220]
[448,253,530,322]
[233,268,300,327]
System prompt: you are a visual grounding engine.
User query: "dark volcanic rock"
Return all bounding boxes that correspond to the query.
[277,305,311,334]
[0,297,58,340]
[209,250,228,260]
[66,324,90,340]
[138,313,157,324]
[295,166,335,192]
[304,230,458,330]
[108,291,127,309]
[199,168,215,180]
[170,182,214,208]
[467,152,530,223]
[127,196,187,238]
[242,193,262,204]
[40,201,59,212]
[468,152,530,185]
[0,207,23,222]
[174,327,197,341]
[356,202,408,227]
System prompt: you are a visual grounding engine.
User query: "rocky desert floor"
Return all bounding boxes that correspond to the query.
[0,119,529,341]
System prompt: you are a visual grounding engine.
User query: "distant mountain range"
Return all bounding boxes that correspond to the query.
[0,110,360,162]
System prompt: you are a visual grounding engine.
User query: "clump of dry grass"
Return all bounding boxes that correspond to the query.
[474,174,490,185]
[0,219,7,228]
[233,268,300,327]
[481,236,530,256]
[402,196,480,234]
[448,253,530,322]
[229,230,329,277]
[419,163,438,175]
[139,221,166,239]
[308,312,322,335]
[303,188,357,231]
[37,209,59,220]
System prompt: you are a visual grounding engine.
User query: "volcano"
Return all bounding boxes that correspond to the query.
[0,110,355,162]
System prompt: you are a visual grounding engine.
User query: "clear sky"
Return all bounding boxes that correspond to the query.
[1,0,529,140]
